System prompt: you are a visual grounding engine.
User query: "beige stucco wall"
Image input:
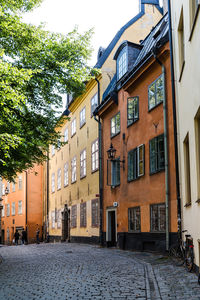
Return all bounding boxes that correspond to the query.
[171,0,200,267]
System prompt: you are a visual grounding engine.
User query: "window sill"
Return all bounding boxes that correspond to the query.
[179,60,185,82]
[128,230,141,233]
[196,198,200,204]
[91,168,99,174]
[148,100,163,113]
[80,175,86,180]
[150,168,165,176]
[110,184,120,189]
[57,188,61,191]
[92,225,99,228]
[71,133,76,138]
[80,122,86,129]
[189,5,200,42]
[111,131,120,139]
[128,174,144,183]
[184,202,191,208]
[127,118,139,128]
[64,184,69,188]
[71,180,77,185]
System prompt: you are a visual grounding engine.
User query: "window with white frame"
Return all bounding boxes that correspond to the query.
[128,144,145,181]
[148,75,164,110]
[127,97,139,126]
[150,203,166,232]
[80,149,86,178]
[64,163,69,187]
[80,107,86,128]
[2,183,5,196]
[7,182,10,193]
[80,202,87,227]
[6,203,10,216]
[57,168,61,190]
[64,127,68,143]
[52,145,55,156]
[57,138,61,150]
[51,173,55,193]
[118,51,127,80]
[71,118,76,137]
[12,181,15,192]
[111,112,120,137]
[71,156,77,183]
[91,93,98,116]
[51,211,55,229]
[18,175,22,190]
[57,210,61,228]
[128,207,141,232]
[149,134,165,174]
[91,139,99,172]
[2,205,5,217]
[107,158,120,187]
[18,200,22,215]
[11,202,15,216]
[71,205,77,228]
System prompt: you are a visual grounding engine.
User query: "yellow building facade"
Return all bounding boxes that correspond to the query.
[47,0,163,243]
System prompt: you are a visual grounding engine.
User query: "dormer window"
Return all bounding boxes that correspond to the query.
[118,50,127,80]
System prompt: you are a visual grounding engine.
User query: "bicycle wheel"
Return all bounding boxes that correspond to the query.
[169,244,184,259]
[185,247,194,272]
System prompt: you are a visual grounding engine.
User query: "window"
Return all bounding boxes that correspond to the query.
[128,207,141,232]
[2,183,5,196]
[195,113,200,199]
[11,202,15,216]
[149,134,165,174]
[64,163,69,187]
[91,139,99,172]
[18,201,22,215]
[184,134,191,205]
[80,107,86,128]
[71,205,77,228]
[80,149,86,178]
[107,158,120,187]
[57,168,61,190]
[6,204,10,216]
[127,97,139,126]
[64,127,68,143]
[118,50,127,80]
[12,182,15,192]
[71,118,76,137]
[80,202,86,227]
[57,138,61,150]
[150,203,166,232]
[71,156,77,183]
[178,8,185,77]
[57,210,61,229]
[2,205,5,217]
[7,182,10,193]
[148,75,164,110]
[189,0,199,37]
[52,145,55,156]
[18,175,22,190]
[91,199,99,227]
[51,173,55,193]
[91,93,98,116]
[128,144,145,181]
[111,112,120,137]
[51,211,55,229]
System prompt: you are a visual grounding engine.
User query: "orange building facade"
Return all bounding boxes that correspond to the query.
[95,14,178,252]
[0,164,43,244]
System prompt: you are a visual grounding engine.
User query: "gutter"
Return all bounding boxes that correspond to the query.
[94,78,103,246]
[167,0,181,230]
[152,50,169,251]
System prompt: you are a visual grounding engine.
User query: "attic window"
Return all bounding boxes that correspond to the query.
[117,49,127,80]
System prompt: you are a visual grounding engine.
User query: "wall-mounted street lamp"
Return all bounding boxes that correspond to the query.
[107,143,125,169]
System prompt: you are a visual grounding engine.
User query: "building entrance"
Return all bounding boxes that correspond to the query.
[106,209,117,247]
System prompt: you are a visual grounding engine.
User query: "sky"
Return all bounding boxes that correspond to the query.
[22,0,162,67]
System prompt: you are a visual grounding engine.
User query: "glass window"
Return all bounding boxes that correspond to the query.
[2,183,5,196]
[71,205,77,228]
[57,210,61,229]
[127,97,139,126]
[111,158,120,187]
[148,75,164,110]
[2,205,5,217]
[64,163,69,187]
[151,203,166,232]
[91,94,98,116]
[128,145,145,181]
[18,201,22,215]
[91,139,99,172]
[51,145,55,156]
[71,156,77,183]
[57,168,61,190]
[71,118,76,137]
[7,182,10,193]
[80,202,87,227]
[6,204,10,216]
[51,173,55,193]
[64,127,68,143]
[111,112,120,137]
[149,134,165,174]
[80,149,86,178]
[11,202,15,216]
[51,211,55,229]
[118,51,127,79]
[128,207,141,232]
[80,107,86,128]
[91,199,99,227]
[12,181,15,192]
[18,175,22,190]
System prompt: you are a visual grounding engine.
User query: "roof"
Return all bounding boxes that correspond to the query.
[97,13,169,110]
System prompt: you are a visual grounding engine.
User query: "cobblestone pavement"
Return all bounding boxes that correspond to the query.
[0,243,199,300]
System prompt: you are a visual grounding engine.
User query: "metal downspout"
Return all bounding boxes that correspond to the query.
[94,78,103,246]
[168,0,182,229]
[153,53,169,251]
[46,151,49,241]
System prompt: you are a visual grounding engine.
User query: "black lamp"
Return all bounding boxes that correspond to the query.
[107,143,116,160]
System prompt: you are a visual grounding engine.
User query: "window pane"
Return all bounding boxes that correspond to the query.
[156,76,164,104]
[149,83,156,109]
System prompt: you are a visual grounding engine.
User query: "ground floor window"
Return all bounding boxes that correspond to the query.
[128,207,141,232]
[150,203,166,232]
[71,205,77,228]
[80,202,87,227]
[91,199,99,227]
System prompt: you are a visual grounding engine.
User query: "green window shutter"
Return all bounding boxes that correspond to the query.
[128,150,134,181]
[149,139,157,173]
[133,148,137,180]
[158,134,165,170]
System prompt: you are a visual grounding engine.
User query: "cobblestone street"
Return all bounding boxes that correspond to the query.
[0,243,199,300]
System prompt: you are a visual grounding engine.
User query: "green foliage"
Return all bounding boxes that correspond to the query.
[0,0,96,181]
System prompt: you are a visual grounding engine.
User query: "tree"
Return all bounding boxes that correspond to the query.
[0,0,95,181]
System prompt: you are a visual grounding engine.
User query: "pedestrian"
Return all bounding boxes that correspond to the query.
[14,229,20,246]
[36,226,40,244]
[22,229,27,245]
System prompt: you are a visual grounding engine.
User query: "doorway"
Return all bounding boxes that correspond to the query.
[106,209,117,247]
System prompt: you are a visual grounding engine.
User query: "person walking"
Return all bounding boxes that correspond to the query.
[36,226,40,244]
[14,229,20,246]
[21,229,27,245]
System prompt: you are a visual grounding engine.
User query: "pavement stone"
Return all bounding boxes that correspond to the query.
[0,243,199,299]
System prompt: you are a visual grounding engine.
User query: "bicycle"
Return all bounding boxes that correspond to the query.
[169,230,194,272]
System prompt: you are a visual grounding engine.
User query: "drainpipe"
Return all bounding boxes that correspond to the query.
[168,0,182,232]
[152,51,169,251]
[46,151,49,242]
[25,171,28,237]
[94,78,103,246]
